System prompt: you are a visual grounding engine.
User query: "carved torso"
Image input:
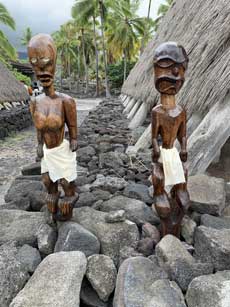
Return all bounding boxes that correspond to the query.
[152,104,185,149]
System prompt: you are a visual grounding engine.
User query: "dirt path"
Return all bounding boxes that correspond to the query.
[0,98,102,204]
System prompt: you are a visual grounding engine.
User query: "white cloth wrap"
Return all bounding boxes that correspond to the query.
[41,139,77,183]
[158,146,185,186]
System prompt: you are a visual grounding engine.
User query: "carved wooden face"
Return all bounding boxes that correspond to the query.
[28,35,56,88]
[154,59,185,95]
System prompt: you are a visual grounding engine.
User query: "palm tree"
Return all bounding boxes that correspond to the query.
[0,3,17,62]
[53,22,78,90]
[107,0,145,83]
[72,0,100,96]
[72,0,111,97]
[21,27,33,46]
[154,0,174,31]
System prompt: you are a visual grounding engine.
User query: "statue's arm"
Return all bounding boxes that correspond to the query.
[152,110,160,162]
[177,109,187,162]
[30,100,44,159]
[63,97,78,152]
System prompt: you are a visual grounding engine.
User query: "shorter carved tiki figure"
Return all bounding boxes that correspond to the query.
[152,42,190,237]
[28,34,78,221]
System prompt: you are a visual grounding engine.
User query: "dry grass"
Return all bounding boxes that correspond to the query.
[122,0,230,118]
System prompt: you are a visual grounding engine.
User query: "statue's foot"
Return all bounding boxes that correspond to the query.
[46,193,59,214]
[53,193,79,222]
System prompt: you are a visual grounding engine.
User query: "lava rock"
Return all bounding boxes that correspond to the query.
[10,252,87,307]
[72,207,139,265]
[0,242,29,307]
[5,180,45,203]
[29,191,46,211]
[16,244,41,273]
[80,278,109,307]
[76,192,97,207]
[36,224,57,255]
[113,257,168,307]
[0,197,30,211]
[186,271,230,307]
[96,195,159,226]
[146,279,187,307]
[0,210,46,246]
[141,223,160,246]
[194,226,230,271]
[188,174,226,216]
[91,174,128,193]
[77,146,96,163]
[181,215,197,244]
[123,183,153,205]
[200,214,230,230]
[55,222,100,257]
[86,255,117,302]
[21,162,41,176]
[105,210,126,223]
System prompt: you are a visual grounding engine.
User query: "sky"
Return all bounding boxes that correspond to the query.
[1,0,163,51]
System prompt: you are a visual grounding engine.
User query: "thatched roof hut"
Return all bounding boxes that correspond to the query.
[121,0,230,175]
[0,61,29,103]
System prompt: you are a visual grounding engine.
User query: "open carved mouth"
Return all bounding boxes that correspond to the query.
[38,73,53,83]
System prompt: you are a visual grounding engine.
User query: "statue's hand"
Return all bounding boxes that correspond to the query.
[152,149,160,162]
[180,150,187,162]
[37,143,44,159]
[70,139,78,152]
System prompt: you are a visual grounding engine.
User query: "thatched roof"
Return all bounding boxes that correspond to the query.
[122,0,230,117]
[0,62,29,102]
[10,61,34,77]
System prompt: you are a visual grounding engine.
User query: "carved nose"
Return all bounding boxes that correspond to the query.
[172,67,179,76]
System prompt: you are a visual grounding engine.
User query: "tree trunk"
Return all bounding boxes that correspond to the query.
[123,50,127,84]
[77,45,80,92]
[81,29,89,94]
[93,15,100,97]
[68,53,71,91]
[99,0,111,98]
[140,0,152,54]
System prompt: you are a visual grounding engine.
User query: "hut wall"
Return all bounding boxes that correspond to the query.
[0,102,32,139]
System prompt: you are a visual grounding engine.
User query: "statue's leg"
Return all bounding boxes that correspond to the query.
[152,162,171,237]
[171,164,190,237]
[42,172,59,214]
[57,179,79,221]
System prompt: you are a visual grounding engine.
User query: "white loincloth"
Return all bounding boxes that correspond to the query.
[41,139,77,183]
[158,146,185,186]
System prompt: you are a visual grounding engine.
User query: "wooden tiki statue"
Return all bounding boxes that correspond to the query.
[152,42,190,237]
[28,34,78,221]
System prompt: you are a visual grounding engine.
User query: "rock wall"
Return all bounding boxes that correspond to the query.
[0,102,32,139]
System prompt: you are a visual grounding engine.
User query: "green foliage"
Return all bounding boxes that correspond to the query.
[0,3,17,61]
[108,61,135,88]
[10,68,31,86]
[21,27,33,46]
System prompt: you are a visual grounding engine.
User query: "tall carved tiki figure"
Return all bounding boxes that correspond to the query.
[28,34,78,221]
[152,42,190,237]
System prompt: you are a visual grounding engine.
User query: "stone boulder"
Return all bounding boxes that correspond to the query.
[86,255,117,302]
[72,207,139,265]
[36,224,57,255]
[0,210,46,246]
[16,244,41,273]
[123,183,153,205]
[186,271,230,307]
[113,257,168,307]
[200,214,230,230]
[146,279,187,307]
[55,222,100,257]
[96,195,159,226]
[10,251,87,307]
[188,175,226,216]
[194,226,230,271]
[0,242,29,307]
[156,235,213,291]
[91,174,128,193]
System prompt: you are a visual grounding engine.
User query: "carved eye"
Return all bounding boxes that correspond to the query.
[41,58,50,65]
[30,58,38,64]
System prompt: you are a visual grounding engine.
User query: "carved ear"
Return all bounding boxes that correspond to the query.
[179,45,189,70]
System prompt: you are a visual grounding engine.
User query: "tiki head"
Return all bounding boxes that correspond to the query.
[153,42,189,95]
[28,34,57,88]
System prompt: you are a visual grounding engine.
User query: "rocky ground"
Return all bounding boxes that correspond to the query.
[1,96,230,307]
